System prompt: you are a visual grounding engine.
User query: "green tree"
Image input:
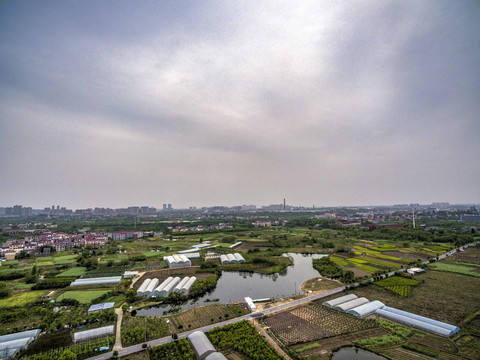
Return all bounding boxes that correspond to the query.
[126,288,138,303]
[58,349,77,360]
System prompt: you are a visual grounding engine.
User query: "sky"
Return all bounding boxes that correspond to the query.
[1,1,479,209]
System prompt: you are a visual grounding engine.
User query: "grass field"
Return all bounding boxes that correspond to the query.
[54,255,78,265]
[56,290,111,304]
[56,267,87,277]
[428,262,480,277]
[0,290,47,307]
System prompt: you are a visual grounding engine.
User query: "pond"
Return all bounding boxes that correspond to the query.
[137,253,327,316]
[331,347,388,360]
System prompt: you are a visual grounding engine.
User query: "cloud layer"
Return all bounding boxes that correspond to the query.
[1,0,479,208]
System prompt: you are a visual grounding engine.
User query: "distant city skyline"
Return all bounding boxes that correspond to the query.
[1,1,479,209]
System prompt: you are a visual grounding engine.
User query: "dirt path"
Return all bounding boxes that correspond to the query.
[251,319,291,360]
[113,307,123,350]
[130,272,145,288]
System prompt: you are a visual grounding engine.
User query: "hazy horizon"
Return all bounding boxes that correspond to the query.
[1,1,479,209]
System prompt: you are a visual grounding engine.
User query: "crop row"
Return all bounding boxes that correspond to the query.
[263,303,376,345]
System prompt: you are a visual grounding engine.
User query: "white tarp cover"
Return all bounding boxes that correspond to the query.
[74,325,114,343]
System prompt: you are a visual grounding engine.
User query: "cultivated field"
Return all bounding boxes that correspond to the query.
[56,290,111,304]
[263,302,376,345]
[165,303,248,332]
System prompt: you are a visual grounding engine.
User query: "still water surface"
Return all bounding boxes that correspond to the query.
[137,253,327,316]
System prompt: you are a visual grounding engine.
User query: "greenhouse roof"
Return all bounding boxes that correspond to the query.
[205,352,228,360]
[333,297,369,312]
[0,329,40,344]
[322,294,358,308]
[188,331,216,359]
[346,300,385,317]
[88,302,115,312]
[376,307,459,337]
[74,325,114,343]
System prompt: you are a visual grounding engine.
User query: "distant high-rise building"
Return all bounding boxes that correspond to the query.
[163,204,167,210]
[168,204,172,210]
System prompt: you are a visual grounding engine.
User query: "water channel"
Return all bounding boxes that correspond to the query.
[137,253,327,316]
[331,347,388,360]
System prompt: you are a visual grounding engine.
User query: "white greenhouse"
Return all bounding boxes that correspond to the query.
[137,278,152,297]
[173,276,191,294]
[158,276,181,297]
[188,331,216,360]
[220,254,229,264]
[333,297,369,312]
[166,254,191,268]
[227,254,237,263]
[182,276,197,294]
[153,277,174,296]
[143,278,159,297]
[376,306,460,337]
[322,294,358,308]
[346,300,385,317]
[233,253,245,262]
[70,276,122,287]
[73,325,114,343]
[205,352,228,360]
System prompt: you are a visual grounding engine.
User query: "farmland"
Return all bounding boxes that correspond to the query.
[165,303,249,332]
[263,302,376,345]
[121,313,169,346]
[56,290,111,304]
[374,276,419,297]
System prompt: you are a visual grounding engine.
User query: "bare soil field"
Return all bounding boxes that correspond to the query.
[300,277,342,293]
[448,247,480,265]
[344,267,370,277]
[165,303,248,333]
[383,250,428,261]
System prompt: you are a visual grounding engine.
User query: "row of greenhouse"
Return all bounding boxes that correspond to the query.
[137,276,196,297]
[220,253,245,265]
[166,254,192,268]
[323,294,460,337]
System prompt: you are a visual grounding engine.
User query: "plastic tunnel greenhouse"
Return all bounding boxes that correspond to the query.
[322,294,357,308]
[346,300,385,317]
[73,325,114,343]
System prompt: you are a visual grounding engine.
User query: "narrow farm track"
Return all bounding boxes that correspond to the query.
[113,307,123,350]
[252,319,291,360]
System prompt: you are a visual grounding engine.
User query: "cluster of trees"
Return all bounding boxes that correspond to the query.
[188,274,219,298]
[0,282,10,299]
[207,321,283,360]
[312,257,354,283]
[32,277,76,290]
[149,339,195,360]
[121,314,169,347]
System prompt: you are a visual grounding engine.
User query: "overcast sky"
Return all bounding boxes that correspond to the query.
[1,1,479,209]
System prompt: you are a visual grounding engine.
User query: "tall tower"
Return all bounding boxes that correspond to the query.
[283,198,286,211]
